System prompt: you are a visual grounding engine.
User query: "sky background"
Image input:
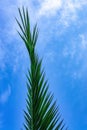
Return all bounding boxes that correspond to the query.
[0,0,87,130]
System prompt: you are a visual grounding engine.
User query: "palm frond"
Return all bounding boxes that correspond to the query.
[16,7,67,130]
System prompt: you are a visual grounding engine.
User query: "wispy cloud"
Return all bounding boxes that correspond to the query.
[38,0,87,26]
[0,85,11,104]
[38,0,62,16]
[62,33,87,79]
[79,34,87,50]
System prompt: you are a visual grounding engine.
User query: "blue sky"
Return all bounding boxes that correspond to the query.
[0,0,87,130]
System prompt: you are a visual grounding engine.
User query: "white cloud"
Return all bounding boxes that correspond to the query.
[0,85,11,104]
[59,0,87,26]
[79,34,87,49]
[38,0,62,16]
[38,0,87,26]
[62,33,87,79]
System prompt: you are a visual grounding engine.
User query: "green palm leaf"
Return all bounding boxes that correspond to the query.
[16,7,67,130]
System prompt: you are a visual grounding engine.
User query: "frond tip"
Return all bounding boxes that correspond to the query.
[16,7,38,57]
[16,7,67,130]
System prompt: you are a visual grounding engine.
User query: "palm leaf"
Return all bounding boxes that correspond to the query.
[16,7,67,130]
